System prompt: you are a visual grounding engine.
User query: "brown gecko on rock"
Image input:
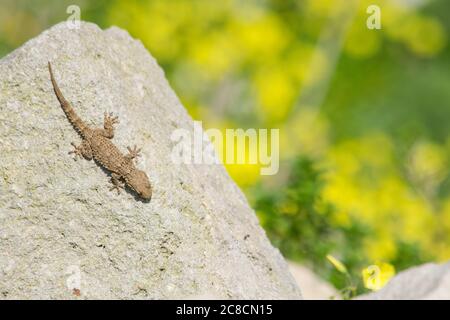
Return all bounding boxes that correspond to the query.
[48,62,152,200]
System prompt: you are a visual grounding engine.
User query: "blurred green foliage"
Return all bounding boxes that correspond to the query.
[1,0,449,294]
[255,157,372,293]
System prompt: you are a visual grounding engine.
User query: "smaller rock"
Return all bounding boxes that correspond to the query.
[358,262,450,300]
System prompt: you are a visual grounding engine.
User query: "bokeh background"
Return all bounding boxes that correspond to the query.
[1,0,449,297]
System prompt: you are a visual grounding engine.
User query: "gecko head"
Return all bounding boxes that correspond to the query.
[127,169,152,200]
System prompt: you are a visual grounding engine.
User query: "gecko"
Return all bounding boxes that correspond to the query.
[48,62,152,200]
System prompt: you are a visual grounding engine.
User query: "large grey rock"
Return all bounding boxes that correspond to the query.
[0,22,301,299]
[358,262,450,300]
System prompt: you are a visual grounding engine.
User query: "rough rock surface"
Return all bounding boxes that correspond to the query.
[0,22,302,299]
[358,262,450,300]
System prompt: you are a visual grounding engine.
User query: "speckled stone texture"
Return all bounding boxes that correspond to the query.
[0,22,302,299]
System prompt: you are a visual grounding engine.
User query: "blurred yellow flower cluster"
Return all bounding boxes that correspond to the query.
[105,2,450,269]
[322,133,450,263]
[106,0,447,190]
[342,0,447,58]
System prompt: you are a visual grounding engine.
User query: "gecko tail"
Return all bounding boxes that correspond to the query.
[48,62,89,136]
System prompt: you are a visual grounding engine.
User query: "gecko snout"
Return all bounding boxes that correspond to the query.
[127,169,152,200]
[139,183,152,200]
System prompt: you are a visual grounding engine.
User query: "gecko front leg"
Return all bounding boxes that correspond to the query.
[97,112,119,139]
[69,140,92,160]
[126,145,142,161]
[109,173,125,194]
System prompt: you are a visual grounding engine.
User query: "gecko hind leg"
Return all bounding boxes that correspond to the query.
[109,173,125,195]
[69,140,92,160]
[99,112,119,139]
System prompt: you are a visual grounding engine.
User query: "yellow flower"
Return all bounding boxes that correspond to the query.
[401,15,447,57]
[364,234,397,262]
[253,68,297,123]
[326,254,348,274]
[306,0,350,18]
[344,18,382,58]
[362,262,395,291]
[226,163,261,188]
[408,141,447,187]
[233,13,289,61]
[189,31,239,80]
